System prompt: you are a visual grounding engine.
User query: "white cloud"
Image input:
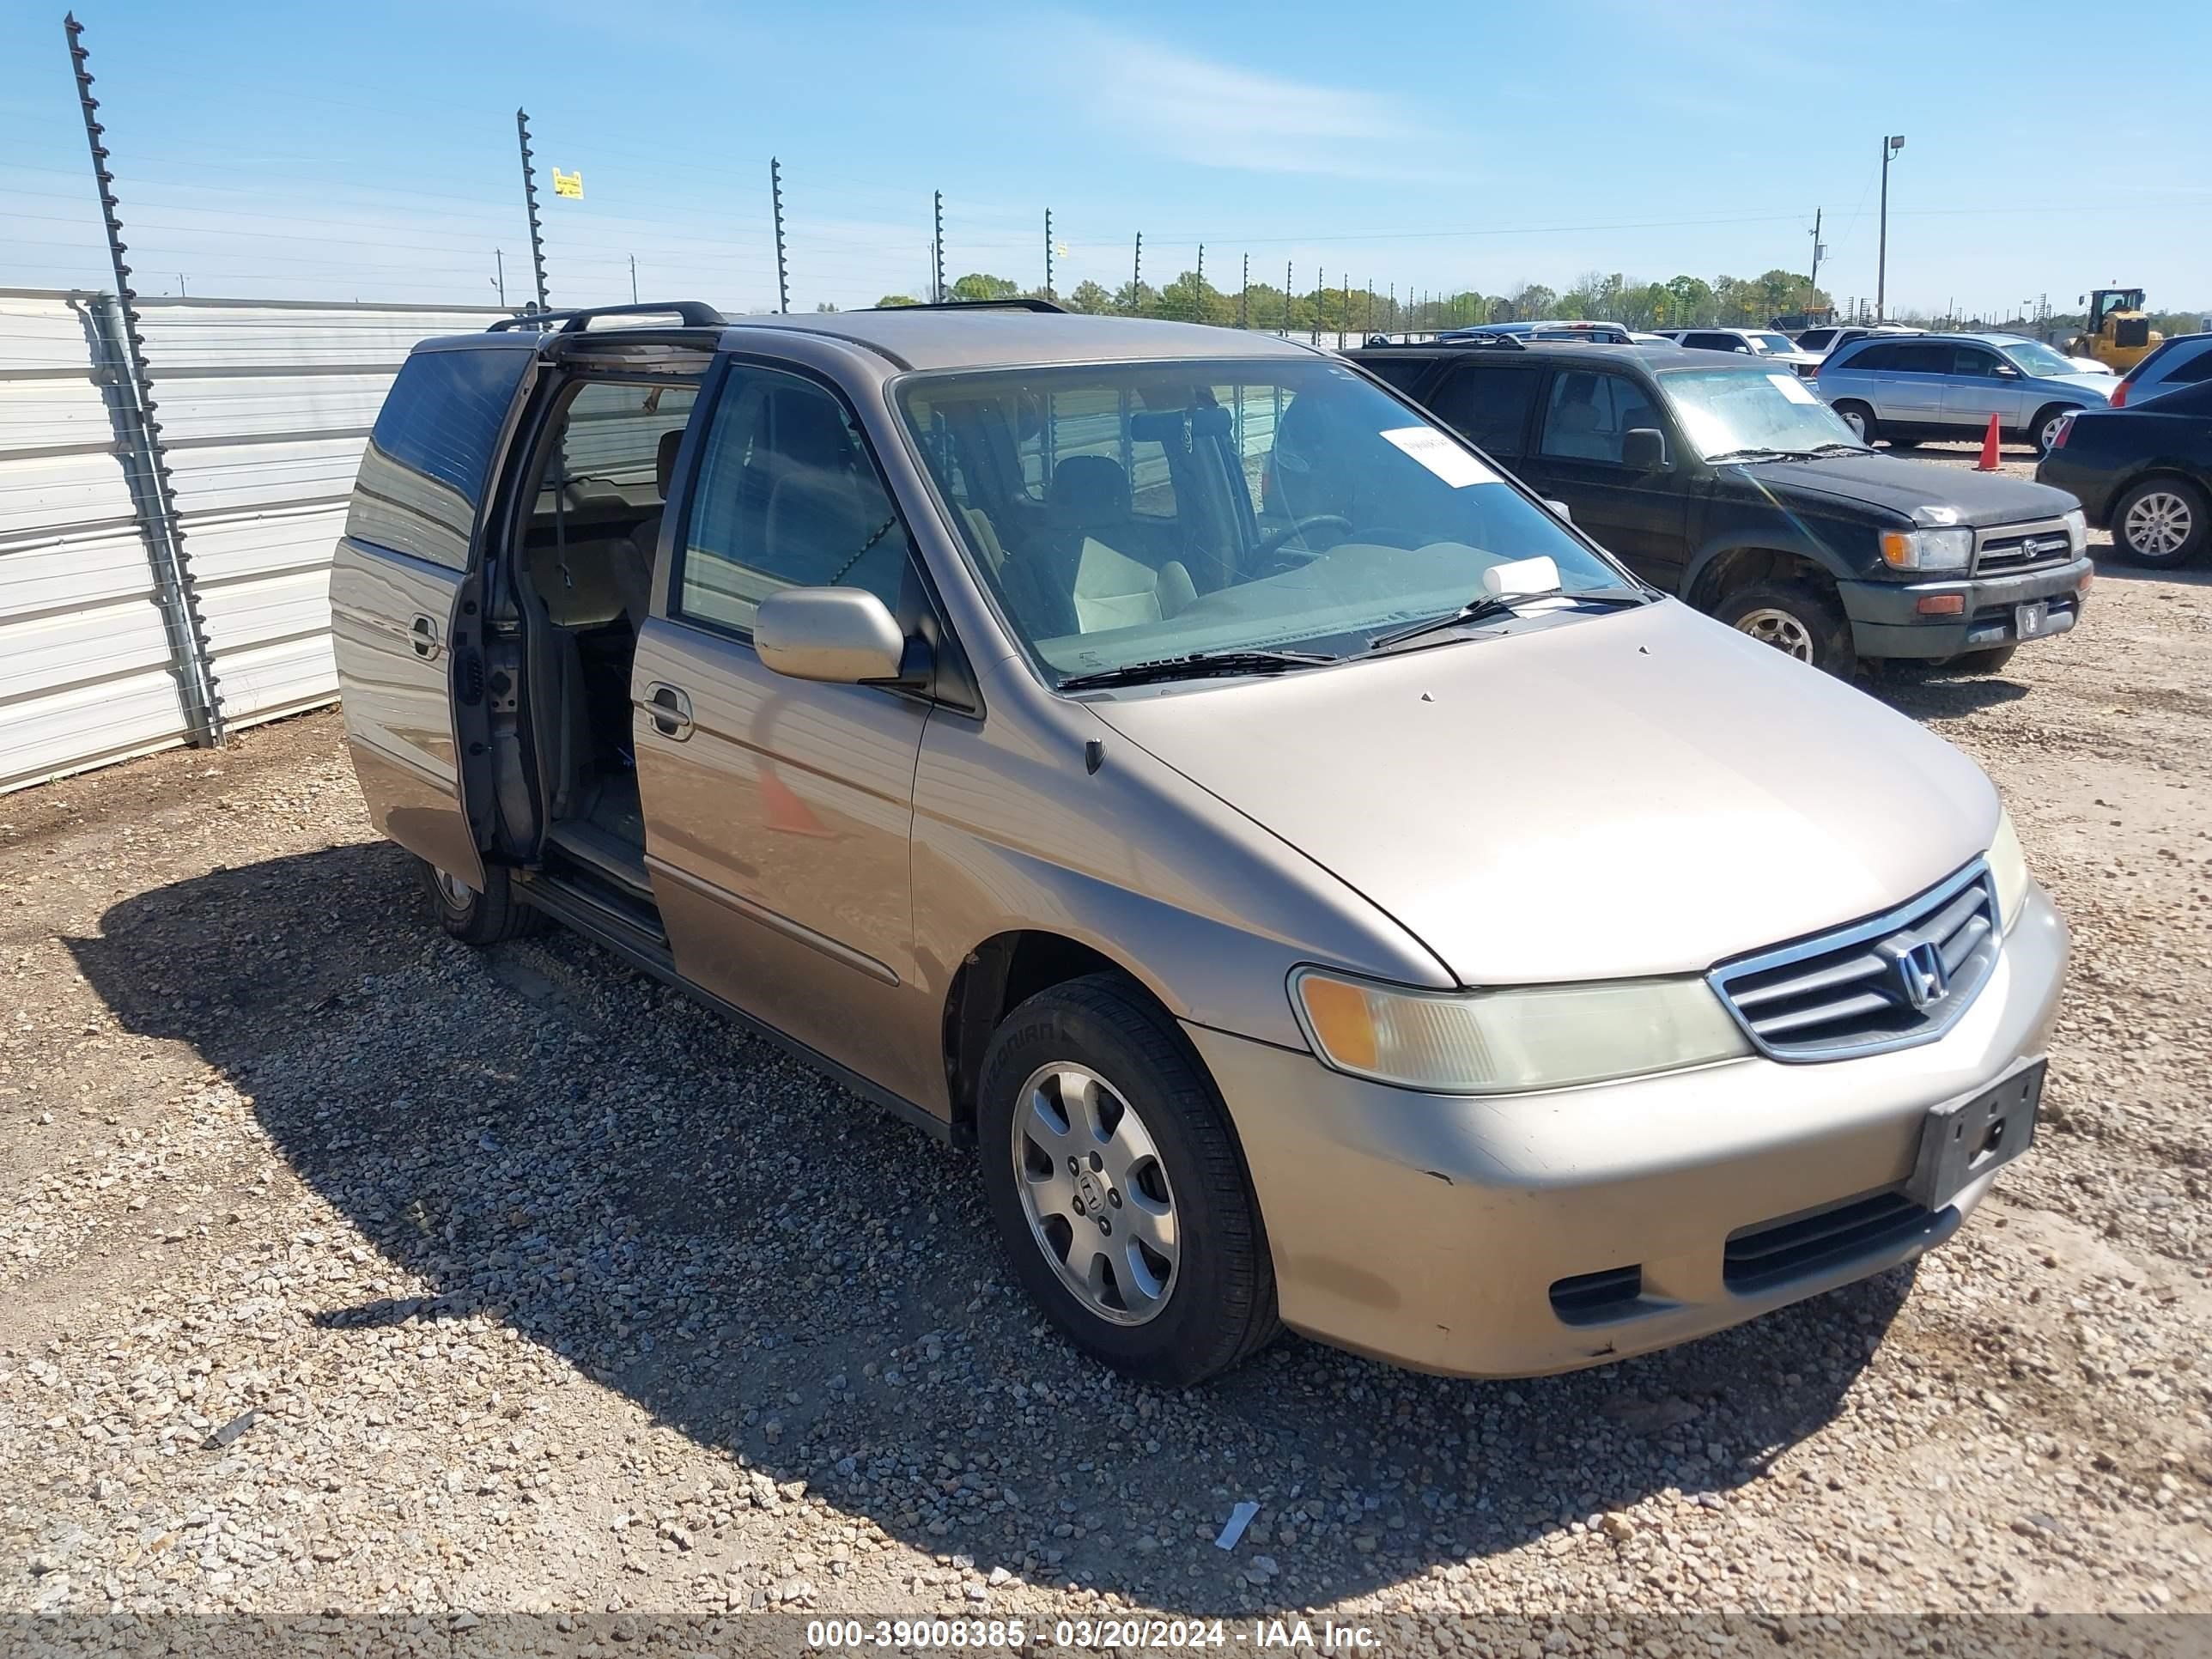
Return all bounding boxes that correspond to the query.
[1026,17,1445,179]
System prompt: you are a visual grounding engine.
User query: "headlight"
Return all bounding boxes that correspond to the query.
[1988,806,2030,934]
[1879,527,1974,571]
[1291,969,1750,1094]
[2063,508,2087,555]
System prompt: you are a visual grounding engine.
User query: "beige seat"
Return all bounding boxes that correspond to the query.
[1043,456,1196,635]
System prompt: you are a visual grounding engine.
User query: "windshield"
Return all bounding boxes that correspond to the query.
[1749,333,1799,355]
[897,359,1632,686]
[2002,340,2081,378]
[1661,367,1863,460]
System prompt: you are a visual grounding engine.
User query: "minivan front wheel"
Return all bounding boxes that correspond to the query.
[418,857,542,945]
[1715,578,1856,677]
[976,974,1277,1386]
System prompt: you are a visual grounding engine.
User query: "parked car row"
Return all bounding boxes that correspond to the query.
[332,298,2065,1389]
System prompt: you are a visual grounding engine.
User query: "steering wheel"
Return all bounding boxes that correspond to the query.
[1254,514,1355,566]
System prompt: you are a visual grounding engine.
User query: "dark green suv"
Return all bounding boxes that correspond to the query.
[1348,337,2094,677]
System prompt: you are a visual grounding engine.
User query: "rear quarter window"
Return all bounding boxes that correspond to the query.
[346,344,532,570]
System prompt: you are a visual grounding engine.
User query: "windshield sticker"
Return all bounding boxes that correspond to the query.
[1768,373,1820,404]
[1380,426,1498,489]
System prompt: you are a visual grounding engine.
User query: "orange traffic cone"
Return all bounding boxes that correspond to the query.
[1975,412,2002,471]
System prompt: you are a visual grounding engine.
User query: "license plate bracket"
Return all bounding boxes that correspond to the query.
[1906,1059,2045,1212]
[2015,599,2050,639]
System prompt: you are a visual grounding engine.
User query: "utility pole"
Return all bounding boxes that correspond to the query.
[493,248,506,307]
[629,253,637,303]
[1131,231,1142,308]
[1876,134,1903,321]
[515,108,549,311]
[771,158,789,315]
[933,190,945,304]
[1808,207,1826,311]
[1043,209,1054,301]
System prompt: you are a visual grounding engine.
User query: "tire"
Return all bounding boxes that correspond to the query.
[2030,405,2079,457]
[1714,577,1858,678]
[1833,401,1878,446]
[418,857,542,945]
[1948,644,2018,674]
[976,973,1278,1387]
[2111,476,2209,568]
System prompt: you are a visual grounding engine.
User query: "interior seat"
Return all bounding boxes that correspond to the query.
[616,428,684,629]
[1021,456,1196,636]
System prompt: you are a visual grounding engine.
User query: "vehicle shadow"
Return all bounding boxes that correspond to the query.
[2086,560,2212,588]
[1867,665,2033,721]
[68,842,1911,1613]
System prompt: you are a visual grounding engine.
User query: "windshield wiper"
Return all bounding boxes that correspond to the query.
[1055,648,1337,691]
[1806,441,1873,456]
[1369,586,1651,652]
[1704,446,1814,464]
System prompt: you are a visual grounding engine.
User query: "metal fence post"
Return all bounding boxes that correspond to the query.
[64,14,223,748]
[515,109,549,311]
[772,159,790,314]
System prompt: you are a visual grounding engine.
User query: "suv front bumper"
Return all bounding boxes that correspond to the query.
[1838,556,2094,659]
[1186,884,2067,1379]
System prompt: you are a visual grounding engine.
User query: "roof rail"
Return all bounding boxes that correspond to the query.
[866,297,1069,314]
[1431,330,1526,350]
[489,301,727,333]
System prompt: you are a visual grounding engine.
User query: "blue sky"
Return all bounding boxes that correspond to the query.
[4,0,2209,318]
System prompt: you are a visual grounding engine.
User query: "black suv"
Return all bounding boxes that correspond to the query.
[1348,337,2095,676]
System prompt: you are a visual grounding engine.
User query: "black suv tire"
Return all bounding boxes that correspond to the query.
[1715,578,1857,678]
[976,974,1278,1387]
[2111,476,2209,568]
[419,858,543,945]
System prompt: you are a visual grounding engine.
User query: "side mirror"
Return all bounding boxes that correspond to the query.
[754,587,908,684]
[1621,427,1669,470]
[1543,498,1573,524]
[1993,364,2021,380]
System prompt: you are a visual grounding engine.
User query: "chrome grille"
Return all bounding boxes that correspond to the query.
[1708,860,2001,1060]
[1973,517,2074,575]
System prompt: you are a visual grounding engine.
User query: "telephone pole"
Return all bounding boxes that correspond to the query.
[515,108,549,310]
[629,253,637,303]
[1807,207,1826,310]
[493,248,506,307]
[771,158,789,315]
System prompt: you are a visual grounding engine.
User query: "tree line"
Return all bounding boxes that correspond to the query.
[872,267,1836,331]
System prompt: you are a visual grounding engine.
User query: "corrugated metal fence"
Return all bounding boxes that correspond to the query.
[0,289,507,793]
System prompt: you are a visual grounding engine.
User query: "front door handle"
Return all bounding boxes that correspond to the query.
[409,614,442,660]
[644,681,694,740]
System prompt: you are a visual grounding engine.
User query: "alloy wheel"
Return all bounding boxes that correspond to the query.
[1839,407,1869,441]
[435,868,476,907]
[2124,491,2194,557]
[1734,607,1816,661]
[2039,412,2070,452]
[1011,1062,1180,1326]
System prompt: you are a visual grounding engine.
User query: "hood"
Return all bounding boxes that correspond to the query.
[1091,602,1996,987]
[2047,372,2117,399]
[1725,450,2081,526]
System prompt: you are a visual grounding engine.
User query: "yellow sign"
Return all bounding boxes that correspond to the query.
[551,168,583,199]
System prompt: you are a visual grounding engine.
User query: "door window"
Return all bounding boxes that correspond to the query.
[1537,372,1663,465]
[347,345,532,569]
[1425,365,1540,457]
[1948,347,2008,379]
[1887,343,1953,375]
[676,366,915,636]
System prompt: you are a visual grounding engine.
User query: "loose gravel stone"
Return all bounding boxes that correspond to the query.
[2,462,2208,1626]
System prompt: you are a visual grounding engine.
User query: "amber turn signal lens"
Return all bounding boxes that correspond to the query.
[1916,593,1966,616]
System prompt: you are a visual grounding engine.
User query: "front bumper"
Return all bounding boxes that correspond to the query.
[1188,884,2068,1378]
[1838,556,2094,659]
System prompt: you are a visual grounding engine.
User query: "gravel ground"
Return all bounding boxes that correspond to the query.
[3,446,2209,1641]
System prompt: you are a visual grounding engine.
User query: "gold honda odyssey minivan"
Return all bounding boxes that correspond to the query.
[334,301,2065,1385]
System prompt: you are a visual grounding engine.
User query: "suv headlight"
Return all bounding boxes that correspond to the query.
[1291,969,1750,1094]
[2063,508,2087,555]
[1880,527,1974,571]
[1989,806,2030,933]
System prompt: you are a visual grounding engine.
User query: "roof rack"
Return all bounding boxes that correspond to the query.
[1431,331,1527,350]
[489,301,727,333]
[864,297,1068,314]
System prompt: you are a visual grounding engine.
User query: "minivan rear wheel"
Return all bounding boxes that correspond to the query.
[1715,578,1857,678]
[976,974,1278,1386]
[419,858,542,945]
[1832,401,1877,445]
